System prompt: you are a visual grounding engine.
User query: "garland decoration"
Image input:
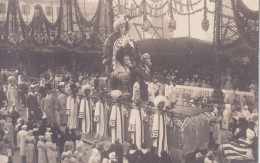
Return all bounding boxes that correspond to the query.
[0,0,113,52]
[201,0,209,31]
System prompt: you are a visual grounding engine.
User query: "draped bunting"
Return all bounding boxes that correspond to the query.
[113,0,214,18]
[0,0,114,52]
[214,0,259,54]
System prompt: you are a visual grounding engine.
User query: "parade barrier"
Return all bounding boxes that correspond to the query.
[175,85,255,102]
[83,94,210,163]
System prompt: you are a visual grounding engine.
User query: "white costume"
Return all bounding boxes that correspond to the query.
[151,96,168,156]
[128,106,145,149]
[66,96,79,129]
[109,90,124,144]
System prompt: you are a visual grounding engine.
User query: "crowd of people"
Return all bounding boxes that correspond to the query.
[152,57,258,93]
[0,66,258,163]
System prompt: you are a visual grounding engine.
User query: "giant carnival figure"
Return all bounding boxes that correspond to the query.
[103,16,152,99]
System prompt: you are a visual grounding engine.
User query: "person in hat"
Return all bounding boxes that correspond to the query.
[204,151,217,163]
[55,82,68,126]
[112,16,136,75]
[94,91,108,139]
[37,135,47,163]
[79,84,93,134]
[128,98,145,150]
[25,130,36,163]
[26,85,41,121]
[151,96,168,156]
[41,84,56,126]
[66,83,79,129]
[7,76,21,111]
[17,125,28,163]
[45,134,57,163]
[109,90,124,144]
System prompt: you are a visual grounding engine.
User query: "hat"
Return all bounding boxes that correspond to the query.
[195,152,202,159]
[8,76,16,82]
[38,135,45,141]
[113,16,126,32]
[246,128,255,140]
[58,82,65,86]
[42,113,47,119]
[28,130,33,135]
[206,151,214,158]
[82,84,92,94]
[22,125,27,130]
[111,90,123,100]
[154,96,166,108]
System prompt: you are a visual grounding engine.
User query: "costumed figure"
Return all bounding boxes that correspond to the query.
[131,78,140,103]
[109,90,124,144]
[26,85,41,121]
[222,104,232,130]
[128,98,145,150]
[103,16,151,96]
[45,134,57,163]
[151,96,168,156]
[37,136,47,163]
[6,76,21,111]
[17,125,28,163]
[164,81,172,107]
[94,91,108,139]
[148,79,159,104]
[25,130,36,163]
[79,85,93,134]
[55,82,68,126]
[66,83,79,130]
[41,84,56,126]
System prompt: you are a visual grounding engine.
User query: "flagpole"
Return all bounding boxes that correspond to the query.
[187,0,190,37]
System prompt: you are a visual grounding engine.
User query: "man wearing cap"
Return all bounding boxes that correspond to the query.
[41,84,56,126]
[151,96,168,156]
[55,82,67,126]
[17,125,28,163]
[109,90,124,144]
[26,85,40,121]
[79,84,93,134]
[94,91,108,139]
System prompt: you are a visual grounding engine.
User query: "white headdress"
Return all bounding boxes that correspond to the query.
[154,96,167,108]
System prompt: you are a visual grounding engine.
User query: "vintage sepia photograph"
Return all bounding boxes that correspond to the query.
[0,0,258,162]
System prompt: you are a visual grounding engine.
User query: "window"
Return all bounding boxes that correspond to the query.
[21,5,30,15]
[0,3,6,14]
[46,6,52,16]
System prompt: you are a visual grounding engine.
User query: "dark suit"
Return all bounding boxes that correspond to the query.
[26,94,40,120]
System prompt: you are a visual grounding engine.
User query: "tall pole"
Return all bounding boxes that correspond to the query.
[187,0,190,37]
[142,0,146,39]
[161,0,164,38]
[84,0,86,19]
[51,0,53,23]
